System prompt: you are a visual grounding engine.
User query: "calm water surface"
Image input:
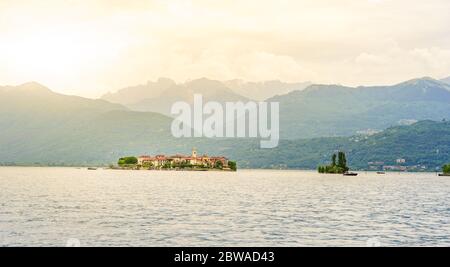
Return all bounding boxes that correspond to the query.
[0,167,449,247]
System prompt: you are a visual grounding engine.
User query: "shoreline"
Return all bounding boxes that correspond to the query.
[109,167,236,172]
[0,166,447,175]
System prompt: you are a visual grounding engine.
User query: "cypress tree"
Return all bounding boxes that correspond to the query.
[338,152,349,172]
[332,154,337,167]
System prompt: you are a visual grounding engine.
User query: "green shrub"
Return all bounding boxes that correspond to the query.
[118,156,138,166]
[229,161,237,171]
[443,164,450,174]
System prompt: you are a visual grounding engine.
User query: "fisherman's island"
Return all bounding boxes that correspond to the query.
[116,148,237,171]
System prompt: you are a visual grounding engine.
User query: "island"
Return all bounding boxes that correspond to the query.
[318,152,355,175]
[116,148,237,171]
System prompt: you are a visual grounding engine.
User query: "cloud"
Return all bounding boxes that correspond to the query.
[349,44,450,85]
[0,0,450,96]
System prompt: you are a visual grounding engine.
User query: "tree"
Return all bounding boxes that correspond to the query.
[215,161,223,169]
[318,166,325,173]
[332,154,337,167]
[118,156,138,166]
[443,164,450,174]
[229,161,237,171]
[180,160,192,169]
[162,161,172,169]
[338,152,349,172]
[142,162,153,169]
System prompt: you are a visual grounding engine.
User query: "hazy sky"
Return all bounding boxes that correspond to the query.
[1,0,450,97]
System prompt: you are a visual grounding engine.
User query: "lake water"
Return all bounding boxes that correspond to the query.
[0,167,449,247]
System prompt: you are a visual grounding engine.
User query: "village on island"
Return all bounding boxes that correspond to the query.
[115,148,237,171]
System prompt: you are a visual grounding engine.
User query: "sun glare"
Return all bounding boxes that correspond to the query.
[12,29,88,73]
[2,24,123,94]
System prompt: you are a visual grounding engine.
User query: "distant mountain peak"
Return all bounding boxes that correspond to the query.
[418,76,435,81]
[18,81,50,91]
[0,81,53,94]
[306,83,350,89]
[186,77,224,87]
[301,84,353,94]
[400,77,442,86]
[395,77,450,93]
[224,79,311,101]
[441,76,450,85]
[101,78,177,105]
[156,77,175,82]
[153,77,176,86]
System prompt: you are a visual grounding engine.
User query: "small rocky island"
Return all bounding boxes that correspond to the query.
[318,152,355,175]
[116,148,237,171]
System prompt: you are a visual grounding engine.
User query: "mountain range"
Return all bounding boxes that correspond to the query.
[101,78,176,105]
[223,79,311,101]
[101,78,311,115]
[220,120,450,170]
[1,77,450,169]
[0,82,174,165]
[102,78,250,116]
[271,77,450,139]
[101,76,450,139]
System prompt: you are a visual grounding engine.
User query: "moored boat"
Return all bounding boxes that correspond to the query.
[438,173,450,177]
[343,172,358,176]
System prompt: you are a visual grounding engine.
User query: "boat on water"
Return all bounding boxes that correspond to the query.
[377,172,386,174]
[438,173,450,177]
[87,167,98,171]
[343,172,358,176]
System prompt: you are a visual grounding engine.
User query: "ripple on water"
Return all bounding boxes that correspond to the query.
[0,168,449,247]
